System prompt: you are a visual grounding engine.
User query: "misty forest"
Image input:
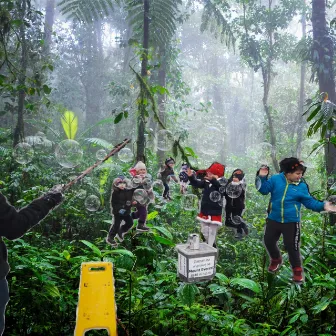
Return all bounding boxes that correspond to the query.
[1,0,336,335]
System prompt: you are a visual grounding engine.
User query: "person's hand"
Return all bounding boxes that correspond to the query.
[324,201,336,212]
[43,184,64,207]
[258,166,269,177]
[186,168,193,177]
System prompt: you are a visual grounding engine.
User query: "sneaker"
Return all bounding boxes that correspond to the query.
[268,258,282,273]
[136,222,150,232]
[106,236,118,247]
[292,267,304,284]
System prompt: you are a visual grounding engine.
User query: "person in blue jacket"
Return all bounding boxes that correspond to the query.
[257,157,336,284]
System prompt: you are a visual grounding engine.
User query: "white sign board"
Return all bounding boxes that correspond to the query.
[188,256,215,278]
[178,254,187,277]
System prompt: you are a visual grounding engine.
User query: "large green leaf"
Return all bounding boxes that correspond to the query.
[152,226,173,240]
[230,278,261,294]
[177,283,199,306]
[80,240,102,257]
[153,235,174,246]
[61,110,78,139]
[102,249,135,258]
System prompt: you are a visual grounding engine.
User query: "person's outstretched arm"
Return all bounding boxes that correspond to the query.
[299,184,325,212]
[0,190,63,240]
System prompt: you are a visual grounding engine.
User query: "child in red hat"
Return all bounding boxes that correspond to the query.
[187,162,226,247]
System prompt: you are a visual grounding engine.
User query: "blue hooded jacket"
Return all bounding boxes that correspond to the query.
[258,173,324,223]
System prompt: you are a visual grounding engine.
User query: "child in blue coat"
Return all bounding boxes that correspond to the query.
[257,157,336,284]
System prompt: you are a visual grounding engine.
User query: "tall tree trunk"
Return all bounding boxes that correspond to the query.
[43,0,55,54]
[136,0,149,162]
[296,8,307,158]
[156,46,167,165]
[311,0,336,175]
[84,21,103,133]
[13,0,28,147]
[262,66,279,172]
[212,54,226,163]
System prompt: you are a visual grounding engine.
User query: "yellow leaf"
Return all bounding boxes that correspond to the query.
[61,110,78,139]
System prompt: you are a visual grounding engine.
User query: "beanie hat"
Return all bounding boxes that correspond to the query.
[134,161,146,171]
[198,162,225,177]
[232,169,245,181]
[165,157,175,166]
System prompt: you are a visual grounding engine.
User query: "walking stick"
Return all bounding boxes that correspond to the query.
[61,138,131,192]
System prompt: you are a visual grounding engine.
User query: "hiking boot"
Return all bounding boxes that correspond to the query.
[106,236,118,247]
[268,258,282,273]
[136,221,150,232]
[292,267,304,284]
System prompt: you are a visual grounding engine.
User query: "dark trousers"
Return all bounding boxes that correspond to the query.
[0,278,9,335]
[264,218,302,268]
[132,204,148,223]
[108,214,133,238]
[163,182,169,197]
[225,208,245,233]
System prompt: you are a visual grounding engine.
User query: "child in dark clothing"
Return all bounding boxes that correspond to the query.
[106,176,134,247]
[158,157,178,200]
[225,169,248,239]
[179,163,189,194]
[129,161,153,232]
[187,162,225,247]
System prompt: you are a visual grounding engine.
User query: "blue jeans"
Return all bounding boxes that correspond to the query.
[0,278,9,335]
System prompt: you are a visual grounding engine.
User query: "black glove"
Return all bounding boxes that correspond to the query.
[42,185,64,208]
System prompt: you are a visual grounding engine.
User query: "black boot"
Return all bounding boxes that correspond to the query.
[136,220,150,232]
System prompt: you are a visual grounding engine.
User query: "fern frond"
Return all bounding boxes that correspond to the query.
[200,0,235,48]
[58,0,119,22]
[84,137,114,149]
[61,110,78,140]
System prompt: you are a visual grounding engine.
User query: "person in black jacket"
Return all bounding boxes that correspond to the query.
[106,176,135,247]
[225,169,248,238]
[187,162,225,247]
[158,157,178,200]
[0,187,63,335]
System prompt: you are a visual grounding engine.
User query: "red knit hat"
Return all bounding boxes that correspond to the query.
[198,162,225,177]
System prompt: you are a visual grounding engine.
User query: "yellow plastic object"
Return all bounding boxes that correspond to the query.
[74,262,117,336]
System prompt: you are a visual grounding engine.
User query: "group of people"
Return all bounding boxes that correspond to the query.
[1,156,336,334]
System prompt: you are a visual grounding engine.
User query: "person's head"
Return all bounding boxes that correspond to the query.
[232,169,245,182]
[181,163,188,172]
[279,157,305,182]
[134,161,147,175]
[113,176,127,190]
[165,157,175,168]
[205,162,225,179]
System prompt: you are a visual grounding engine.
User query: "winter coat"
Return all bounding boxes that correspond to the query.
[258,173,324,223]
[110,188,134,216]
[188,175,222,215]
[160,166,176,184]
[225,179,245,211]
[0,192,55,279]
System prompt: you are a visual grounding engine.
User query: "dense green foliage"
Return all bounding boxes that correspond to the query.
[0,144,335,335]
